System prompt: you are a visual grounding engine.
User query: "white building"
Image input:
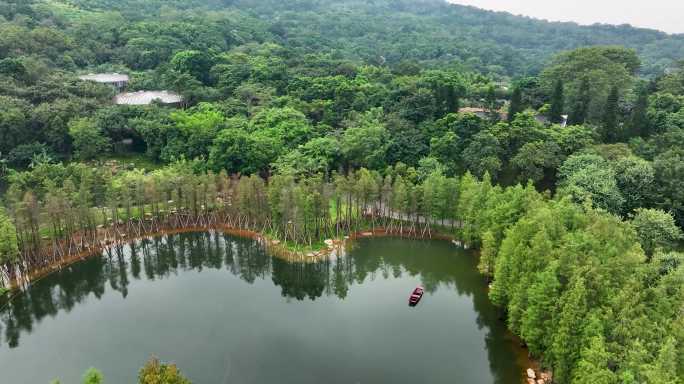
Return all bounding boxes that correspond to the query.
[78,73,129,91]
[114,91,183,106]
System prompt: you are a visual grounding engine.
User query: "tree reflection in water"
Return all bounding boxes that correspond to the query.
[0,231,499,355]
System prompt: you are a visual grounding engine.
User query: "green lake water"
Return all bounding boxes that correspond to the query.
[0,232,526,383]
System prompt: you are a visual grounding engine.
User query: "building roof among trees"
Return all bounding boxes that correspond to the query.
[114,91,182,105]
[458,106,508,119]
[458,107,488,114]
[78,73,130,83]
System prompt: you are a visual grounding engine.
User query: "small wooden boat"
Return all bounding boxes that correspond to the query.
[408,286,424,307]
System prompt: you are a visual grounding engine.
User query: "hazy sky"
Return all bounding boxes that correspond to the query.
[448,0,684,34]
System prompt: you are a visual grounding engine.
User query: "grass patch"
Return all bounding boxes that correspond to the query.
[99,153,163,171]
[329,199,360,222]
[281,238,328,254]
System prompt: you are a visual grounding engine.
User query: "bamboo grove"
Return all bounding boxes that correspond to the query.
[0,159,462,287]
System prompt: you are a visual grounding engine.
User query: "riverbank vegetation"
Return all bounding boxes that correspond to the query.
[460,175,683,384]
[2,0,684,383]
[0,159,464,284]
[3,162,683,383]
[52,358,191,384]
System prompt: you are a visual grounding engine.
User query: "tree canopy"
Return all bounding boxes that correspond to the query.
[1,1,684,383]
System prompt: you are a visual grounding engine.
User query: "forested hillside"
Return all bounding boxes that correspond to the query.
[1,0,684,383]
[3,0,684,77]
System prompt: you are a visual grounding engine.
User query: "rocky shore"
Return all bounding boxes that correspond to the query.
[526,367,553,384]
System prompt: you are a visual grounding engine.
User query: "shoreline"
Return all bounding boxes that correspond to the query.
[2,224,461,294]
[0,225,545,383]
[3,224,322,294]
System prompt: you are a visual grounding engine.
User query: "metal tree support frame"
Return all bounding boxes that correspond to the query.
[4,201,453,290]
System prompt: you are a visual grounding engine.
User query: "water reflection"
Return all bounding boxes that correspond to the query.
[0,232,524,384]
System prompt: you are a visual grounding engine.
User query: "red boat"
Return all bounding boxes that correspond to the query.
[408,286,424,307]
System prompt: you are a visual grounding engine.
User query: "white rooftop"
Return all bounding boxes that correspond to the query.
[78,73,130,83]
[114,91,182,106]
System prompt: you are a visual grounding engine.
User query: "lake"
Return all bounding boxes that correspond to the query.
[0,231,526,384]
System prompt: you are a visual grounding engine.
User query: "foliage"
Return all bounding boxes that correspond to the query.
[6,142,54,169]
[602,86,620,142]
[68,117,111,160]
[272,137,341,177]
[511,141,562,185]
[139,357,191,384]
[1,2,684,383]
[208,127,278,175]
[541,46,639,123]
[0,207,19,265]
[613,156,655,214]
[82,368,104,384]
[341,110,389,170]
[631,208,682,257]
[507,86,523,123]
[460,174,681,384]
[0,96,31,155]
[568,77,590,125]
[558,153,624,214]
[549,80,565,124]
[571,336,616,384]
[628,84,650,137]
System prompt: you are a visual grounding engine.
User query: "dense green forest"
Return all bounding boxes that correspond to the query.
[1,0,684,383]
[4,0,684,76]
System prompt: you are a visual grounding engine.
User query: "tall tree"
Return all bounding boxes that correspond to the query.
[627,85,649,138]
[171,50,214,85]
[541,47,638,122]
[507,86,523,123]
[445,84,460,114]
[68,118,111,161]
[631,208,682,258]
[602,86,620,142]
[644,337,679,384]
[520,263,560,356]
[549,79,565,124]
[558,153,625,215]
[614,156,655,215]
[568,77,590,125]
[551,277,588,384]
[0,207,19,266]
[571,336,617,384]
[485,85,499,122]
[341,111,389,170]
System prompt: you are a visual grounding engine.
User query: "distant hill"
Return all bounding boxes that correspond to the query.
[12,0,684,77]
[224,0,684,77]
